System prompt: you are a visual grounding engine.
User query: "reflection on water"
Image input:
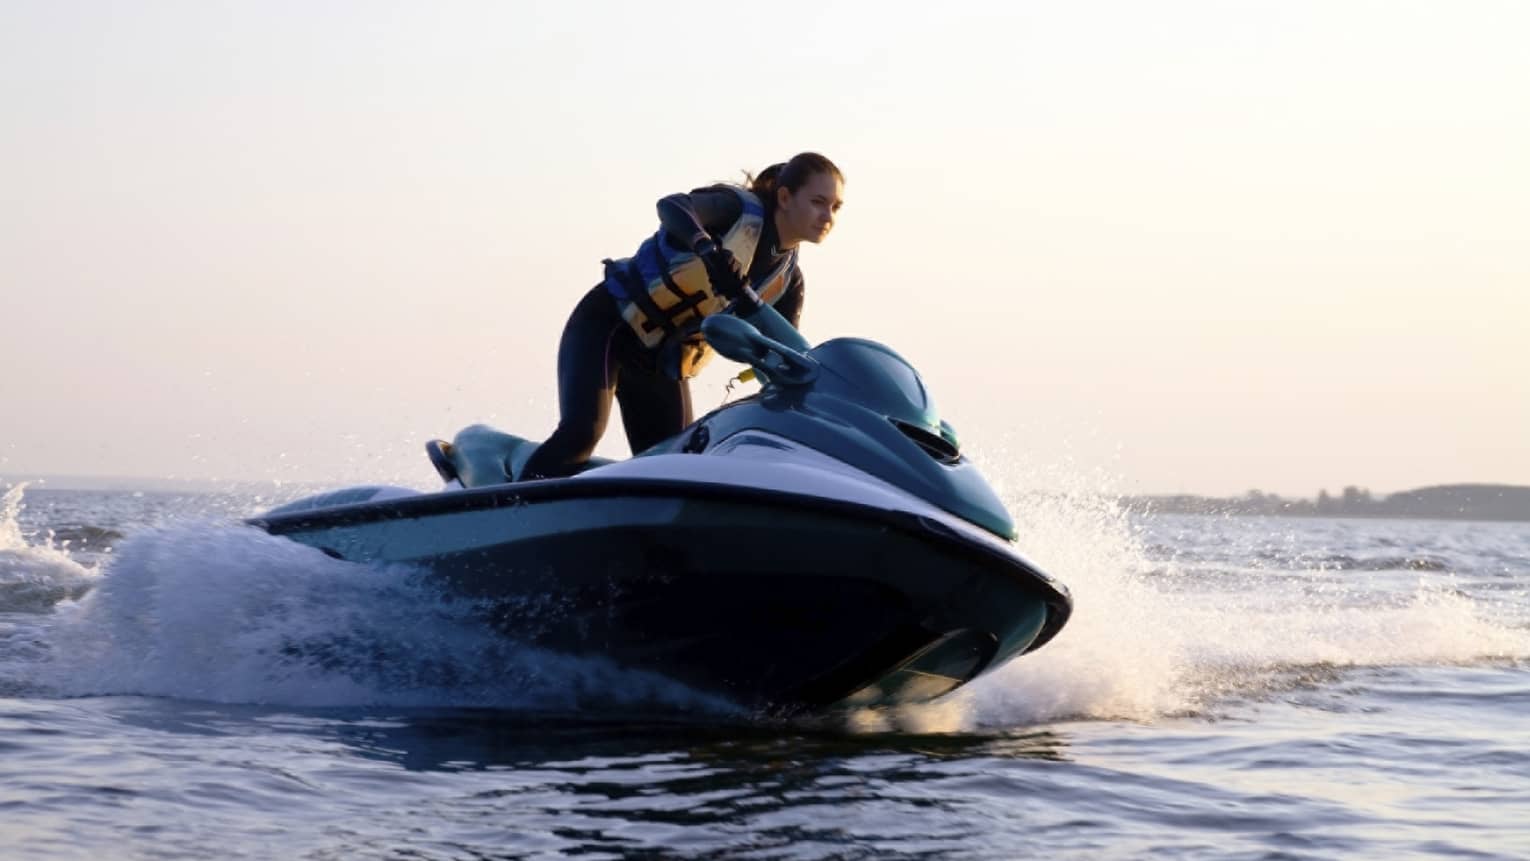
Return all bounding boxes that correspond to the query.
[79,699,1076,857]
[315,709,1072,774]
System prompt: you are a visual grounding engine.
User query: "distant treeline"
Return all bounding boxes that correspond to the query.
[1123,484,1530,522]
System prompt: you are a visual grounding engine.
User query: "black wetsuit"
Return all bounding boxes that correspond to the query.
[518,187,805,480]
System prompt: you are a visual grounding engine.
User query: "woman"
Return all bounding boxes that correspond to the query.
[518,152,845,480]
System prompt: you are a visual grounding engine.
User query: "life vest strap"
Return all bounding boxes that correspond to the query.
[604,259,677,338]
[654,248,709,320]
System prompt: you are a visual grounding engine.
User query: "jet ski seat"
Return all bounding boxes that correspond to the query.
[425,424,615,488]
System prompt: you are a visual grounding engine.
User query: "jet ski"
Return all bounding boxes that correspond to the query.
[251,307,1072,714]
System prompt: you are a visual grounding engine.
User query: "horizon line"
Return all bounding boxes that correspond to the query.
[4,471,1526,499]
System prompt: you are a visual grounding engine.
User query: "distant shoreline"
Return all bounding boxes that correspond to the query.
[1122,483,1530,523]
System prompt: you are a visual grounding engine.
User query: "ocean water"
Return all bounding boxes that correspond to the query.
[1,479,1527,860]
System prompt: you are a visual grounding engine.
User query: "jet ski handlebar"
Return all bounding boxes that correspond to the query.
[703,311,818,387]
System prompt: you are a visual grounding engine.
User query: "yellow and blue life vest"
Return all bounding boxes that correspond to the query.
[603,187,797,351]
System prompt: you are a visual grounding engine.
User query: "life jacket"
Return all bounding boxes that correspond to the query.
[603,188,797,369]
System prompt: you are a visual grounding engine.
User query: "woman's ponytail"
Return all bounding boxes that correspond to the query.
[745,162,785,201]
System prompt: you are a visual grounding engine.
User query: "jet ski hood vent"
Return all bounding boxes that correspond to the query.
[890,418,960,464]
[808,339,961,461]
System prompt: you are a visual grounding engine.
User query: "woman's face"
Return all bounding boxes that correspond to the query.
[776,171,844,247]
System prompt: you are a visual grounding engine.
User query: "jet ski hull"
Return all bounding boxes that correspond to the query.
[252,477,1070,714]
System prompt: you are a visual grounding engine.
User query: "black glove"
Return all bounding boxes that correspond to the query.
[694,239,748,301]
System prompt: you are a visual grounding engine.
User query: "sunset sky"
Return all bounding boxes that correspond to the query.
[3,1,1526,497]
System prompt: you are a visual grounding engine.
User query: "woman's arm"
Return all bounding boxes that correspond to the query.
[656,186,745,250]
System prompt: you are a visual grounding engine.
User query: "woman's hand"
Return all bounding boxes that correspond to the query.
[694,242,746,296]
[693,239,762,314]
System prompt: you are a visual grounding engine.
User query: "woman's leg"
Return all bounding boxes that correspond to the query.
[518,286,625,480]
[614,368,694,455]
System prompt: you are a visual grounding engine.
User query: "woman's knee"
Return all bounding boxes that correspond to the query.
[550,414,606,459]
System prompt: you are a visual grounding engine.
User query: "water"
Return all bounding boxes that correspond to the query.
[2,480,1527,859]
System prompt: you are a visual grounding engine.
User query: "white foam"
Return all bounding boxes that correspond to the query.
[914,451,1530,729]
[0,484,99,613]
[28,518,736,713]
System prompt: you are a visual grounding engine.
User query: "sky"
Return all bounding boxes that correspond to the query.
[2,0,1526,498]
